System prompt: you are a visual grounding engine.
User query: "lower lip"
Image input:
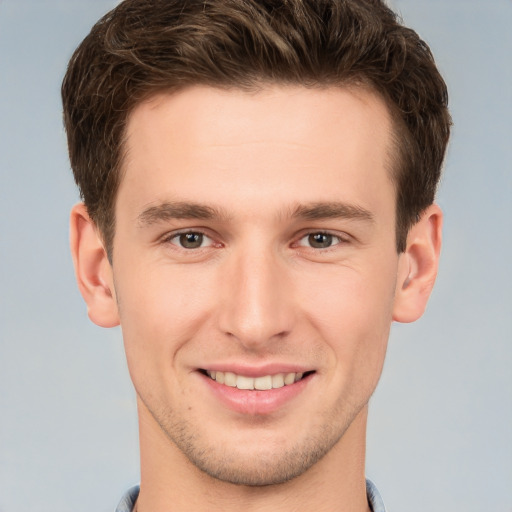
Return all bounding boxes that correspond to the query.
[199,372,313,415]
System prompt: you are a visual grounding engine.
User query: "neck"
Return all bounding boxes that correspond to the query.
[135,402,371,512]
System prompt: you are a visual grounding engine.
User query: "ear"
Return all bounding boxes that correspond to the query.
[392,204,443,323]
[70,203,120,328]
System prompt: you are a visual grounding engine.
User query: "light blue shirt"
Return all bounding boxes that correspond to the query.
[115,478,386,511]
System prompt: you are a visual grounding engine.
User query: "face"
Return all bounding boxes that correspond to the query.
[112,85,402,485]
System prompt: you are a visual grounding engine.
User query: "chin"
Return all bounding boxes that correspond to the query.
[187,446,329,486]
[165,418,349,487]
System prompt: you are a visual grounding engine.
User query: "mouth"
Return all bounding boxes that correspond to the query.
[200,369,315,390]
[198,367,316,415]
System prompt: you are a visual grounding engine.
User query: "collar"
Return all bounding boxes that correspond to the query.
[115,479,386,512]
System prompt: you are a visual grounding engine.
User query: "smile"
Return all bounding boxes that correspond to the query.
[200,368,315,414]
[205,370,309,390]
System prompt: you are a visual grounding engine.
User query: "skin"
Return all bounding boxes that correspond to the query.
[71,85,442,512]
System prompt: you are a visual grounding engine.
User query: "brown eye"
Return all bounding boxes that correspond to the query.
[307,233,334,248]
[178,232,204,249]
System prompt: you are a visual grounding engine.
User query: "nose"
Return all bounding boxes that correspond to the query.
[217,246,295,351]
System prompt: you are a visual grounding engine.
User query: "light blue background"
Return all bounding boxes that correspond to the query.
[1,1,510,511]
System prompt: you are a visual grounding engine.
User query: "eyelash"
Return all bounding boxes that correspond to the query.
[295,231,350,250]
[161,229,350,252]
[162,230,217,250]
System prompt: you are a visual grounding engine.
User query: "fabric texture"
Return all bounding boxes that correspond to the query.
[366,478,387,512]
[115,479,386,511]
[115,485,139,512]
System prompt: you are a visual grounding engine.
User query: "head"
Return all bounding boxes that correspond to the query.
[62,0,450,258]
[64,0,450,494]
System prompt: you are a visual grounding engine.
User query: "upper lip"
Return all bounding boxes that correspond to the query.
[197,363,313,377]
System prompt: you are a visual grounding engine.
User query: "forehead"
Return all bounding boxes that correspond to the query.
[126,84,393,154]
[119,85,396,220]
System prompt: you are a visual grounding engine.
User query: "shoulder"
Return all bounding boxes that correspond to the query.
[366,479,387,512]
[115,485,140,512]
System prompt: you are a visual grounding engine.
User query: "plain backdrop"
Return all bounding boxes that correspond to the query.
[0,1,511,511]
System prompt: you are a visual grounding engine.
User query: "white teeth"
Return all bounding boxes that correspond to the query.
[284,373,296,385]
[254,375,272,390]
[224,372,236,387]
[236,375,254,390]
[271,374,285,388]
[206,370,306,390]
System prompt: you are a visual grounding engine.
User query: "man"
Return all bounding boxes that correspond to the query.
[62,0,450,510]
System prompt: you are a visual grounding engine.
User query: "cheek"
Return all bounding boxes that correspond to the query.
[114,264,214,386]
[300,260,396,328]
[298,262,396,377]
[117,261,212,332]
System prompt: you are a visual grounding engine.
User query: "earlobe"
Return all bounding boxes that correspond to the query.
[392,204,443,323]
[70,203,120,328]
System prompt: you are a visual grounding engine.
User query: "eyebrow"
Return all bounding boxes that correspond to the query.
[137,201,229,226]
[137,200,374,227]
[290,202,375,223]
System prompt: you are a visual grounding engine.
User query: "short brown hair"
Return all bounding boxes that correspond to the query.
[62,0,451,256]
